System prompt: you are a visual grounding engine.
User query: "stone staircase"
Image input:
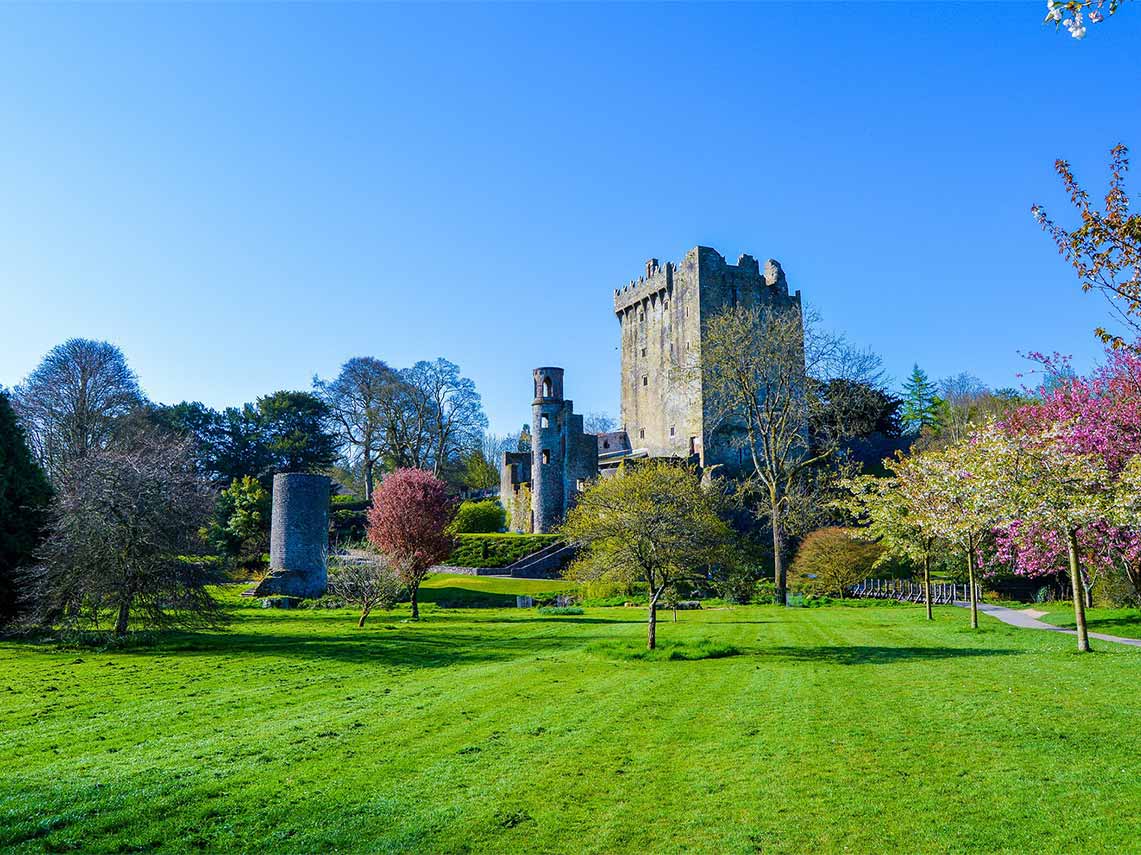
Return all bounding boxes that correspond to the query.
[503,541,578,579]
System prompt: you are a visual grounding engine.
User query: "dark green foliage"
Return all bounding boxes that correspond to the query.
[536,606,584,615]
[150,391,337,486]
[205,476,270,567]
[901,364,941,435]
[446,534,560,568]
[0,392,52,625]
[450,500,506,534]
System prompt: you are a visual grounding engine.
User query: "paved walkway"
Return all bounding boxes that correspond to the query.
[956,601,1141,648]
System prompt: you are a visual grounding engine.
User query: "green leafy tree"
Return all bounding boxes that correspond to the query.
[900,365,941,436]
[255,390,338,476]
[0,392,52,625]
[206,476,271,568]
[789,527,883,598]
[561,462,732,649]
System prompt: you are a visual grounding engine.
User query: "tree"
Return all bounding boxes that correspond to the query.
[366,468,455,619]
[27,434,219,636]
[328,553,405,628]
[404,359,488,478]
[1043,1,1131,39]
[255,390,338,475]
[13,338,145,479]
[789,527,883,598]
[900,365,940,436]
[840,470,942,620]
[903,431,1006,629]
[462,448,500,491]
[936,373,989,445]
[701,304,885,605]
[560,462,732,649]
[1033,144,1141,350]
[205,476,270,568]
[0,391,52,626]
[314,358,402,501]
[584,412,617,434]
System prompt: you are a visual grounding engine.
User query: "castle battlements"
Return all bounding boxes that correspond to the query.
[613,258,673,314]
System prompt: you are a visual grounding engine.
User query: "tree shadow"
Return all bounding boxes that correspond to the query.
[756,644,1024,665]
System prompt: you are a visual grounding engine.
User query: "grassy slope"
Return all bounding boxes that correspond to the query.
[1034,604,1141,639]
[0,581,1138,854]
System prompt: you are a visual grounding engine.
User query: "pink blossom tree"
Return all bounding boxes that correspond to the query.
[367,468,455,620]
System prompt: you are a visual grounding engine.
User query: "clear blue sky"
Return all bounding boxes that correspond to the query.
[2,3,1139,434]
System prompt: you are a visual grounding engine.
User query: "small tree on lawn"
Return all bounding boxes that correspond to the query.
[839,471,942,619]
[903,432,1005,629]
[367,468,455,619]
[560,461,732,650]
[328,554,405,628]
[789,527,883,598]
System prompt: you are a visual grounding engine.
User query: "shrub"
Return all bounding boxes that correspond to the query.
[446,533,559,568]
[790,527,884,597]
[450,500,506,534]
[537,605,584,615]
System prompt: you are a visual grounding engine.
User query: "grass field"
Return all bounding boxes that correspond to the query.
[1034,604,1141,639]
[1,575,1139,854]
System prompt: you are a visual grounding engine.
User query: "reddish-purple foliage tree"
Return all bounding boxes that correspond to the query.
[995,347,1141,603]
[367,468,455,619]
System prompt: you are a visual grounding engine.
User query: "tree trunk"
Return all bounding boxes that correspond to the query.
[410,585,420,620]
[1066,529,1091,653]
[364,458,373,502]
[966,538,978,630]
[647,588,662,650]
[771,499,786,606]
[114,599,130,637]
[923,553,933,621]
[358,607,370,628]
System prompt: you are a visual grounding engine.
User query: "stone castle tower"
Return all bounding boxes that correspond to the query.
[614,246,801,471]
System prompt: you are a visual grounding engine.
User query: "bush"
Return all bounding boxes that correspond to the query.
[331,494,367,510]
[450,500,507,534]
[537,605,584,615]
[790,527,883,597]
[446,533,560,568]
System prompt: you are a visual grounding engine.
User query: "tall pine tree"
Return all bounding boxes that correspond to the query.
[0,391,52,625]
[900,364,941,435]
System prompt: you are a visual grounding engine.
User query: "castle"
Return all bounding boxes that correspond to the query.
[501,245,802,533]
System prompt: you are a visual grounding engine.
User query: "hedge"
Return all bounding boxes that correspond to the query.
[446,533,560,568]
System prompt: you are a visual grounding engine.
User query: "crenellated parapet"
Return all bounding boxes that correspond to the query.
[614,258,674,315]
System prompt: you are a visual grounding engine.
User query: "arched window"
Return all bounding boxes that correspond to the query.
[541,449,551,465]
[542,376,552,398]
[540,415,549,429]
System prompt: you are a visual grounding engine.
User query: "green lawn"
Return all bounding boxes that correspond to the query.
[1,579,1138,854]
[1034,604,1141,640]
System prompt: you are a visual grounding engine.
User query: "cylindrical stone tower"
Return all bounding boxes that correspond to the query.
[257,473,330,599]
[531,367,565,534]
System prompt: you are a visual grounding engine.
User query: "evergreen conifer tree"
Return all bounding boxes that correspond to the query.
[900,364,940,435]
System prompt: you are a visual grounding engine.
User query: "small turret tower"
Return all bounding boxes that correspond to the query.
[531,367,566,533]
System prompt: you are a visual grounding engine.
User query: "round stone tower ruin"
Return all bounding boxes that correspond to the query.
[531,367,566,534]
[253,473,330,599]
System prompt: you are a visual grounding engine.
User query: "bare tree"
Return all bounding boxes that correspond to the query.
[314,357,401,500]
[27,433,219,636]
[13,339,145,480]
[584,412,617,434]
[328,553,405,627]
[404,359,488,477]
[700,305,884,604]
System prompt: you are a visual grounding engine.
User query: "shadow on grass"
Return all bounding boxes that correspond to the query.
[758,645,1024,665]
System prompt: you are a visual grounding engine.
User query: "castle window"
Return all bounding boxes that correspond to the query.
[639,428,645,439]
[670,426,675,436]
[540,415,549,429]
[642,375,648,387]
[685,306,689,319]
[640,347,646,357]
[542,376,552,398]
[639,311,644,322]
[603,440,610,449]
[541,449,551,465]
